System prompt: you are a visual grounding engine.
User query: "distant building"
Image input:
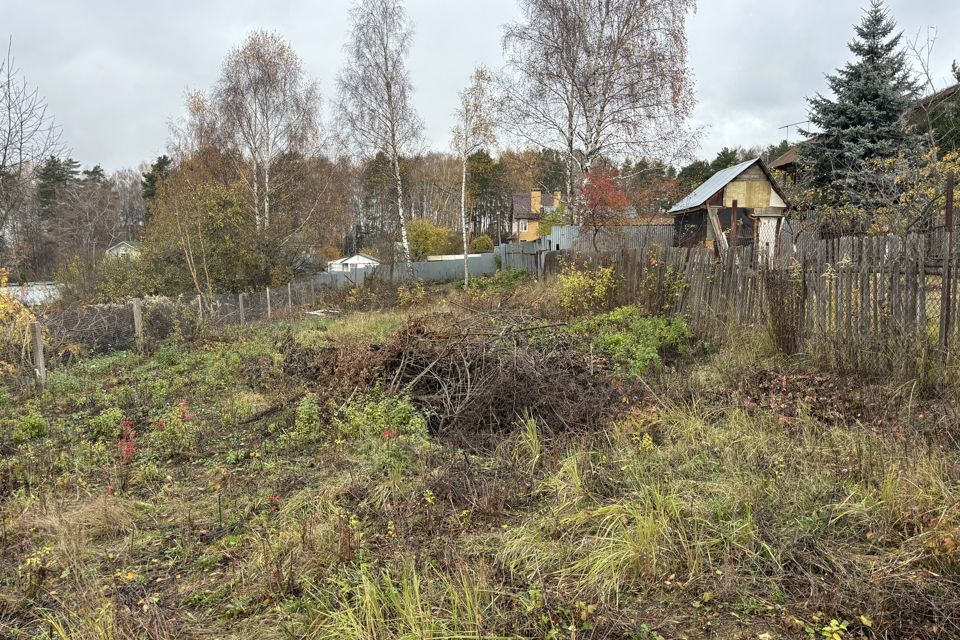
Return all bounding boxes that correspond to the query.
[668,158,789,261]
[326,253,380,272]
[105,240,143,259]
[511,190,562,242]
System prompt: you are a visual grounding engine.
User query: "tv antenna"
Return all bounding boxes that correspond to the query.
[778,120,809,142]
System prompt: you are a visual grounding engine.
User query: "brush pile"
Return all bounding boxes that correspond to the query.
[280,310,637,449]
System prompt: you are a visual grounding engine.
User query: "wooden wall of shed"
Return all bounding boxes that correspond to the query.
[723,165,783,209]
[674,210,708,247]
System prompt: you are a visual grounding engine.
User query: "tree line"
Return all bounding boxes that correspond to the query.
[3,0,959,300]
[1,0,697,299]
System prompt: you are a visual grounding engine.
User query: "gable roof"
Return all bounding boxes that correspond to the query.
[668,158,789,214]
[327,252,380,265]
[106,240,143,252]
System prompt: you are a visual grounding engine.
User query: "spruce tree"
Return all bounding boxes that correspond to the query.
[800,1,918,217]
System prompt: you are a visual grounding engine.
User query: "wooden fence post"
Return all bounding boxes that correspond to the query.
[287,282,293,314]
[31,322,45,386]
[940,172,955,356]
[131,298,144,353]
[238,293,245,326]
[266,287,272,319]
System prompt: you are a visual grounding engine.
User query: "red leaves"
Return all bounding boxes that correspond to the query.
[580,168,631,214]
[116,418,137,466]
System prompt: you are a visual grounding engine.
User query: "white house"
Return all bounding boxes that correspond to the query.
[326,253,380,272]
[105,240,143,259]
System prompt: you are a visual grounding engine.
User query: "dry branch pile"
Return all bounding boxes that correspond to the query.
[281,311,637,449]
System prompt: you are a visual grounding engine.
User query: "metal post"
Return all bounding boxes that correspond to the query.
[31,322,45,386]
[266,287,272,319]
[131,298,144,352]
[238,293,245,326]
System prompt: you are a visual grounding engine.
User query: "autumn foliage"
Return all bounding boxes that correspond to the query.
[579,168,631,250]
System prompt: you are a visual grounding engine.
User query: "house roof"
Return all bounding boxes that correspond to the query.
[769,147,799,170]
[106,240,143,252]
[907,82,960,117]
[668,158,789,214]
[327,252,380,265]
[512,191,559,219]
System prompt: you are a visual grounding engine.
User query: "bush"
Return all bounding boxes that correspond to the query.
[0,268,34,380]
[572,306,692,376]
[461,268,528,293]
[13,409,48,444]
[147,401,201,459]
[335,394,428,442]
[468,234,494,252]
[557,262,618,316]
[408,220,459,260]
[293,393,322,441]
[88,407,126,440]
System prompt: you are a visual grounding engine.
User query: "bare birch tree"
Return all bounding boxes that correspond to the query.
[0,38,60,259]
[215,30,322,230]
[501,0,697,202]
[337,0,423,271]
[452,66,497,287]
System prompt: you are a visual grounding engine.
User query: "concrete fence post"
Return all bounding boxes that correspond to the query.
[287,282,293,313]
[131,298,144,352]
[238,293,245,326]
[196,294,203,322]
[31,322,45,386]
[266,287,272,319]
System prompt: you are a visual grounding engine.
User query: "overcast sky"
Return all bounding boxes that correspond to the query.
[4,0,960,171]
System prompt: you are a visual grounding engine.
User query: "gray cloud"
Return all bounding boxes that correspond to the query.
[3,0,958,170]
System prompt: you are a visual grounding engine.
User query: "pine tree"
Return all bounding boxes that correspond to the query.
[800,1,918,215]
[36,156,80,219]
[141,155,171,203]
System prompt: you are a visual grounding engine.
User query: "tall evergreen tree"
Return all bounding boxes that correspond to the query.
[800,1,918,214]
[141,155,171,202]
[36,156,80,219]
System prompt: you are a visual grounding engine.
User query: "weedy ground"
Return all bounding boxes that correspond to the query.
[1,275,959,639]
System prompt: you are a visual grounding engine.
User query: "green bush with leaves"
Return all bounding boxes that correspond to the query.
[557,262,618,316]
[468,234,494,252]
[572,306,692,376]
[146,402,201,460]
[335,394,428,442]
[13,409,48,444]
[293,392,322,442]
[462,268,528,293]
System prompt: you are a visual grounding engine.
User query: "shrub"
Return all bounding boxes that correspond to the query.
[396,280,426,307]
[468,234,494,253]
[462,268,528,293]
[335,394,428,442]
[146,401,201,459]
[88,407,126,440]
[557,262,618,316]
[293,393,322,442]
[408,220,459,260]
[573,306,692,376]
[0,268,34,380]
[14,409,48,444]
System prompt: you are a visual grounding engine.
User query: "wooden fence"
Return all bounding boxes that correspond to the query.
[545,223,960,380]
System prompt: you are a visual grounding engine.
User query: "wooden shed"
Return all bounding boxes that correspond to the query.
[669,158,789,261]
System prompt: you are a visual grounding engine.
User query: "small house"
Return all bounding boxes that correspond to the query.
[326,253,380,272]
[668,158,788,261]
[511,190,562,242]
[105,240,143,259]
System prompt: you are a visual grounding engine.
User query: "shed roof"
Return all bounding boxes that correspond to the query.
[668,158,788,214]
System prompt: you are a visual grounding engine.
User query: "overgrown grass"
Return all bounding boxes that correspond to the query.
[2,302,958,639]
